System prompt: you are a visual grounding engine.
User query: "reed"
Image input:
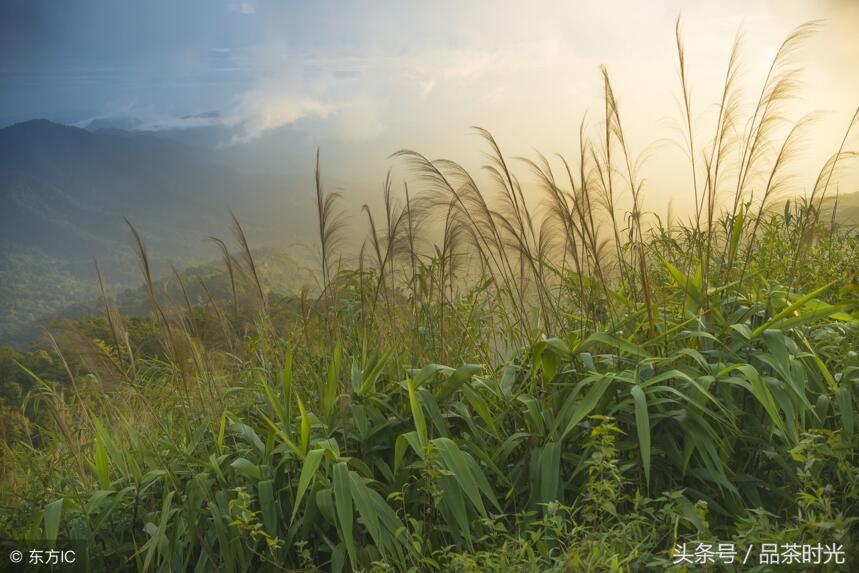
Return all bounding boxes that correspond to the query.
[2,21,858,573]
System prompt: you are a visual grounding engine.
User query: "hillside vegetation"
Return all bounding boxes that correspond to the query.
[1,22,858,572]
[0,120,316,346]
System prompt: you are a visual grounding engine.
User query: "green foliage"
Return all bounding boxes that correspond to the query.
[2,210,857,570]
[2,24,859,571]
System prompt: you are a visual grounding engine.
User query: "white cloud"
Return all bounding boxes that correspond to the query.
[223,90,335,143]
[140,114,222,131]
[231,2,256,15]
[405,38,564,97]
[76,107,223,132]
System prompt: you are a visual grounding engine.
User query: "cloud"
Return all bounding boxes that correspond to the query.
[75,89,341,145]
[141,113,223,131]
[231,2,256,15]
[76,107,223,132]
[406,38,563,97]
[223,90,335,143]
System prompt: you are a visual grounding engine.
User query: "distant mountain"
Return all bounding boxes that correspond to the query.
[77,113,370,188]
[0,243,318,348]
[84,113,234,150]
[0,242,96,346]
[111,247,319,317]
[819,191,859,227]
[0,119,321,268]
[0,120,319,346]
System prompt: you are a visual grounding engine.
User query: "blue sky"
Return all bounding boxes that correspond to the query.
[2,0,857,210]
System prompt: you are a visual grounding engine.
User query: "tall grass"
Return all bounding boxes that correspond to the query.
[2,22,858,572]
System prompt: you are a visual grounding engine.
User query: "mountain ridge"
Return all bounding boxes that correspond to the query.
[0,119,317,346]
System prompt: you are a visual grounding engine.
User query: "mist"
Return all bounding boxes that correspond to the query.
[2,0,857,219]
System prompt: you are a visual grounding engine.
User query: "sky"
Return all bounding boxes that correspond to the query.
[2,0,858,215]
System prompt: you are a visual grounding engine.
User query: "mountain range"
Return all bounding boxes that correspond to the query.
[0,120,320,346]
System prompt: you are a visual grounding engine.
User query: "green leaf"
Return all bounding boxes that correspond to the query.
[438,475,471,545]
[460,385,499,437]
[91,432,110,489]
[560,376,613,440]
[834,387,854,437]
[394,430,428,477]
[357,348,393,396]
[142,490,175,572]
[230,458,262,481]
[348,473,381,541]
[436,364,482,402]
[229,423,265,454]
[417,389,450,438]
[662,258,702,310]
[411,363,450,388]
[292,448,325,521]
[538,442,561,505]
[296,392,311,455]
[322,340,342,417]
[407,378,428,449]
[500,363,517,397]
[751,281,837,338]
[729,324,752,340]
[432,437,487,518]
[770,305,849,333]
[257,480,278,536]
[333,462,356,568]
[718,364,785,436]
[577,332,649,359]
[258,411,301,458]
[282,348,293,419]
[727,206,744,266]
[630,385,651,489]
[43,499,64,543]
